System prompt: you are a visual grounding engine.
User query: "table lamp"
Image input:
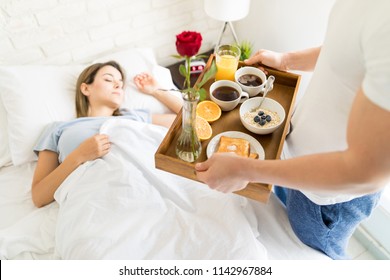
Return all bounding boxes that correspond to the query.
[204,0,251,48]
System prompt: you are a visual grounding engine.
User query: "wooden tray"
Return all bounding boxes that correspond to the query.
[155,55,300,203]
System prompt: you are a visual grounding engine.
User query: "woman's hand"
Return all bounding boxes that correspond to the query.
[134,72,183,115]
[133,72,160,96]
[72,134,111,164]
[32,134,111,208]
[244,49,287,72]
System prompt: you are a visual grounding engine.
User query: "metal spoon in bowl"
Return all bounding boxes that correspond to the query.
[251,75,275,112]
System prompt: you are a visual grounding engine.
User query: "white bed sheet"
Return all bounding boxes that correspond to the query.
[0,154,328,260]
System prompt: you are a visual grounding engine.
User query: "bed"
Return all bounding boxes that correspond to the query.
[0,48,329,260]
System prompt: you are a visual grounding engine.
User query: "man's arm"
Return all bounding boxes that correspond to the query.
[196,88,390,195]
[245,47,321,72]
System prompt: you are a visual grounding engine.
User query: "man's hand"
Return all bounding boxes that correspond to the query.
[195,153,251,193]
[245,49,288,72]
[246,47,321,72]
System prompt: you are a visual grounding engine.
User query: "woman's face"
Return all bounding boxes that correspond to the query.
[82,65,124,111]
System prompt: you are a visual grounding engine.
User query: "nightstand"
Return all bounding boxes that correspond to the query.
[166,50,214,90]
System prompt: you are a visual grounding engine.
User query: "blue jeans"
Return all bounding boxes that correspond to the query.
[274,186,382,259]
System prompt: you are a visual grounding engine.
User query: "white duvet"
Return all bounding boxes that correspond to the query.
[47,118,267,259]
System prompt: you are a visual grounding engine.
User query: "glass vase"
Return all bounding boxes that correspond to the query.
[175,93,202,162]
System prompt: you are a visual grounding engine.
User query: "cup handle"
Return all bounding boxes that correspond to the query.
[260,84,273,93]
[239,91,250,103]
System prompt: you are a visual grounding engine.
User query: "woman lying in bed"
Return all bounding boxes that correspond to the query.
[31,61,182,208]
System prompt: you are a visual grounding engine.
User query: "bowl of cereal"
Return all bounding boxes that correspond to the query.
[239,97,285,134]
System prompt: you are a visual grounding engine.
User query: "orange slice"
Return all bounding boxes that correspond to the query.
[196,100,222,123]
[196,116,213,141]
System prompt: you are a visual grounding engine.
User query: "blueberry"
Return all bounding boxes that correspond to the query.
[260,120,266,126]
[254,115,260,123]
[261,115,267,119]
[266,115,272,122]
[258,111,264,116]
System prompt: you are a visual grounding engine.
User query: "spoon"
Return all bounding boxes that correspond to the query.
[252,75,275,112]
[157,88,181,92]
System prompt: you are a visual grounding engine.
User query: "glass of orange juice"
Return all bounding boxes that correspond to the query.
[215,45,241,81]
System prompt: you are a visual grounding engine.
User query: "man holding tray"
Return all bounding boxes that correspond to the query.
[196,0,390,260]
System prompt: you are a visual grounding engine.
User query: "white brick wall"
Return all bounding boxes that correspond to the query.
[0,0,234,66]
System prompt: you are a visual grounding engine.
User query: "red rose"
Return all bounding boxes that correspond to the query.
[175,31,202,57]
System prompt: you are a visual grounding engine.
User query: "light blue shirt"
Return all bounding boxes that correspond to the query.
[34,109,150,163]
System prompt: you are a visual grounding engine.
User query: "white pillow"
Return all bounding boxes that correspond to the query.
[0,48,179,166]
[92,48,181,114]
[0,65,83,166]
[0,102,12,167]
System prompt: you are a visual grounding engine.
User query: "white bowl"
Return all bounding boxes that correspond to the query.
[239,97,285,135]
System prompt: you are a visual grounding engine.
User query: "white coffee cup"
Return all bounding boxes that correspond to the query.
[235,66,267,97]
[209,80,249,111]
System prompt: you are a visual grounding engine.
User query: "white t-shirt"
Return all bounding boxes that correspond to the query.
[283,0,390,205]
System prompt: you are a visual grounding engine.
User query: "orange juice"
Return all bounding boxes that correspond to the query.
[215,45,240,81]
[215,54,239,81]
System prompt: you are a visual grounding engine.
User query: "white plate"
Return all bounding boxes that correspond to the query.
[206,131,265,159]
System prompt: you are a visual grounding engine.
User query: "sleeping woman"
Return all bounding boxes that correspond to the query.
[31,60,182,208]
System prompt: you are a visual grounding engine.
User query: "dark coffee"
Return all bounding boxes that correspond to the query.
[238,74,263,87]
[212,86,240,101]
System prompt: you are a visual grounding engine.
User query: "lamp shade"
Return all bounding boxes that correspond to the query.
[204,0,250,22]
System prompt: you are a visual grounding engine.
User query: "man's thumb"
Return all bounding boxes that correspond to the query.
[195,161,208,172]
[244,55,258,65]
